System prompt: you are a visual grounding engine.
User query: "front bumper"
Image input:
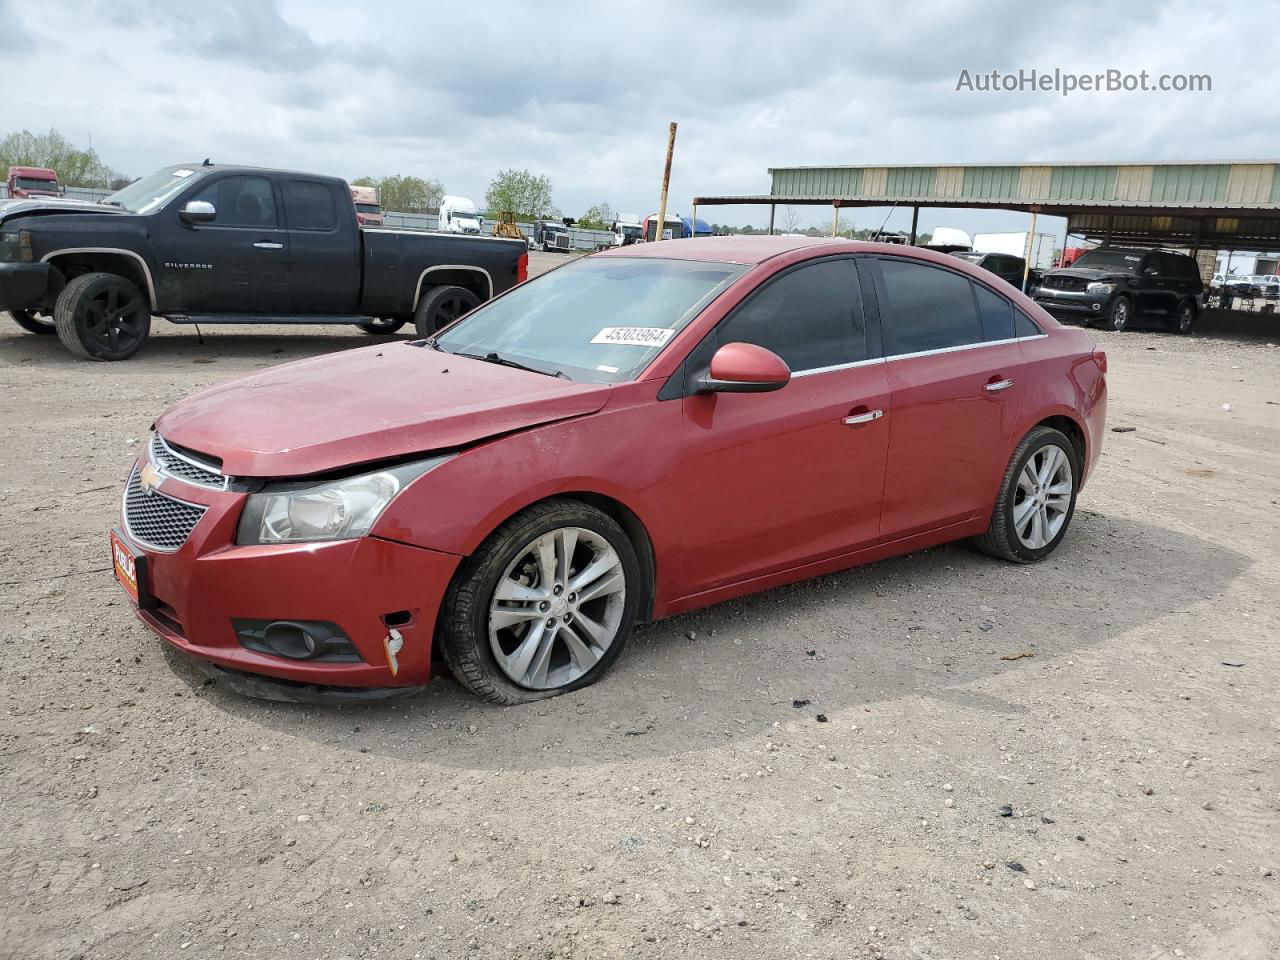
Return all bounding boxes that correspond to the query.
[115,464,461,691]
[1033,289,1111,319]
[0,261,51,312]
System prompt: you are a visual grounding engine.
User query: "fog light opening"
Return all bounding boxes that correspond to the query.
[1091,303,1101,311]
[382,610,413,627]
[263,621,323,660]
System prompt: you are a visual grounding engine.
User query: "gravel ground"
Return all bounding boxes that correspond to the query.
[2,257,1278,959]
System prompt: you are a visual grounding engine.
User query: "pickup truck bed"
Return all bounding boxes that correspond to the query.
[0,163,528,360]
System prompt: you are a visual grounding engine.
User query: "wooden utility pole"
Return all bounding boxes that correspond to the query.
[654,122,677,241]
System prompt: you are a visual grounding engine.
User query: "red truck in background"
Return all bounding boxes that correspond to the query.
[350,184,383,226]
[6,166,61,198]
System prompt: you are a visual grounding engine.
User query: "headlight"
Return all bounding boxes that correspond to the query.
[0,229,33,262]
[1086,281,1118,294]
[236,456,451,545]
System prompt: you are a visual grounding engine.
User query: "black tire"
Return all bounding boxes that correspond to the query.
[413,284,480,338]
[9,309,56,335]
[54,272,151,361]
[1169,299,1196,335]
[438,498,642,705]
[973,425,1080,564]
[357,317,407,335]
[1106,295,1131,332]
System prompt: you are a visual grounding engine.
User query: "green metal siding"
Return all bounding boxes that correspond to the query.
[1048,165,1117,201]
[885,166,936,199]
[961,166,1019,200]
[1269,168,1280,204]
[1150,164,1229,203]
[772,167,863,197]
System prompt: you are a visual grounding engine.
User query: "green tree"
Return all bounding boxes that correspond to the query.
[0,128,116,188]
[485,169,556,219]
[578,203,614,229]
[351,174,444,213]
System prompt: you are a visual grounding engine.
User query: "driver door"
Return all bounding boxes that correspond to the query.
[670,257,890,598]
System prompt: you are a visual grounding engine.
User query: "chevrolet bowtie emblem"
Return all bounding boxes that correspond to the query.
[139,463,164,496]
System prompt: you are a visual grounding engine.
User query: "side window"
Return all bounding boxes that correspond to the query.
[717,259,865,371]
[188,176,277,228]
[1014,309,1042,337]
[879,259,982,355]
[973,282,1014,341]
[283,179,337,231]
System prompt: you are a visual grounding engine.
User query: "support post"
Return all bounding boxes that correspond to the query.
[1022,205,1039,293]
[691,202,697,239]
[654,121,677,242]
[832,203,840,238]
[909,205,919,245]
[767,203,775,236]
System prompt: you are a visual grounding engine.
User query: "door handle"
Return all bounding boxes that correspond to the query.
[252,241,284,250]
[842,409,883,426]
[985,378,1015,393]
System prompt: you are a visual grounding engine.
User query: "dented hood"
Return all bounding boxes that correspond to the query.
[0,197,122,224]
[156,342,613,477]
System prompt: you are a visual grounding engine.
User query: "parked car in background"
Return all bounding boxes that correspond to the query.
[950,250,1036,291]
[349,184,383,226]
[109,236,1106,704]
[6,166,61,199]
[439,195,482,235]
[1034,247,1202,333]
[0,162,527,358]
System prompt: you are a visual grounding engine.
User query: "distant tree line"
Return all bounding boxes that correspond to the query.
[0,128,122,188]
[351,174,444,213]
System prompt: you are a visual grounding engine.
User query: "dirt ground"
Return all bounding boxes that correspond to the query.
[2,254,1278,959]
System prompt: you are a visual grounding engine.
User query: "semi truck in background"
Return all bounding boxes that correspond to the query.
[349,184,383,226]
[439,195,482,235]
[611,213,642,247]
[6,166,61,199]
[973,231,1057,272]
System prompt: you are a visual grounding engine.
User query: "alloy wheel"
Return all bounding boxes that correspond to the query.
[1111,298,1129,332]
[85,286,148,354]
[488,526,627,690]
[1012,443,1073,550]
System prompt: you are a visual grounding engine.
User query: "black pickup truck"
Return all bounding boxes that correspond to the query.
[0,162,528,360]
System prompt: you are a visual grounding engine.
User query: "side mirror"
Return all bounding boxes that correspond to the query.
[696,342,791,394]
[179,200,216,225]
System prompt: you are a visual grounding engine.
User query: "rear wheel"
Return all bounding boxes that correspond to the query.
[974,426,1079,563]
[54,272,151,361]
[357,317,407,335]
[439,498,641,704]
[9,309,56,335]
[413,284,480,337]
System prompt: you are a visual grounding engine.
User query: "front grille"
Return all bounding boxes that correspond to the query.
[123,465,208,552]
[1041,275,1090,293]
[150,433,226,489]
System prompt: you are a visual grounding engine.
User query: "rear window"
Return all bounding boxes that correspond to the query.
[973,283,1014,341]
[283,180,337,231]
[879,259,982,355]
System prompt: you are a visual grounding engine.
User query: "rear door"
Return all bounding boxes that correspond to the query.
[871,257,1028,540]
[672,257,891,597]
[161,174,289,313]
[281,178,360,314]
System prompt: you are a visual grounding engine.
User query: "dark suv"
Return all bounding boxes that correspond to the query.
[1034,247,1202,334]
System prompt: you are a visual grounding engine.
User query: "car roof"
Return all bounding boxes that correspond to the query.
[163,162,345,183]
[595,235,909,265]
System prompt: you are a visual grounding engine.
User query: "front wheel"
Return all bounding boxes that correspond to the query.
[1107,296,1131,332]
[357,317,407,335]
[54,272,151,361]
[1169,300,1196,335]
[438,498,641,704]
[9,309,56,335]
[974,426,1079,563]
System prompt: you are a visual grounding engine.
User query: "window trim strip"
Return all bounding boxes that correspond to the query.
[788,333,1047,377]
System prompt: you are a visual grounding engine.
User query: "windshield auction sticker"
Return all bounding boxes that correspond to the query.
[591,327,675,347]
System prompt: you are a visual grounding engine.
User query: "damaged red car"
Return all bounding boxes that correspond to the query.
[111,237,1107,703]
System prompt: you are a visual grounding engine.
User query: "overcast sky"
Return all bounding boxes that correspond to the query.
[3,0,1273,240]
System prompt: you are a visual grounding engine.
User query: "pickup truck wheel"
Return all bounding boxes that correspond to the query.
[9,309,56,335]
[54,272,151,361]
[414,284,480,337]
[357,317,407,334]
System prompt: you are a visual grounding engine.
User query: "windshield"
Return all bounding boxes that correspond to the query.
[15,177,58,192]
[435,256,747,384]
[355,203,380,214]
[105,167,202,213]
[1072,250,1144,273]
[620,225,641,238]
[451,210,478,221]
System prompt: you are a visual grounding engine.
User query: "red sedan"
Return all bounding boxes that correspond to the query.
[111,237,1107,703]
